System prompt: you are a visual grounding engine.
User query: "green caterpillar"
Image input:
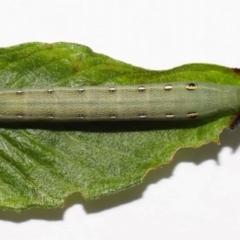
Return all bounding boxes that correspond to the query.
[0,82,239,121]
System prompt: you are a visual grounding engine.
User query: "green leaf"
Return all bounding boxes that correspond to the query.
[0,42,239,210]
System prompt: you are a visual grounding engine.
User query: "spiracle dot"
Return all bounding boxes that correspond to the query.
[139,113,147,118]
[47,89,54,94]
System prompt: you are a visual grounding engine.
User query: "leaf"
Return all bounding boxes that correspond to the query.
[0,42,239,210]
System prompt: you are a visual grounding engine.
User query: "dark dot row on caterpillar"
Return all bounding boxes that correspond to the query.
[107,83,198,93]
[166,112,199,119]
[15,83,198,95]
[16,89,55,95]
[165,83,198,91]
[82,83,197,93]
[15,112,199,119]
[16,113,55,118]
[76,112,199,119]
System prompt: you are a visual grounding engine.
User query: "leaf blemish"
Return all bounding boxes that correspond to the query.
[72,65,80,73]
[77,54,84,61]
[229,112,240,130]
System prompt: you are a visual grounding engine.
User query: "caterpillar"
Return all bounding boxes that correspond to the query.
[0,82,239,121]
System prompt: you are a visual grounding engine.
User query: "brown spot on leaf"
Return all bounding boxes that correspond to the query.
[72,65,80,73]
[23,51,31,57]
[77,54,84,61]
[229,112,240,131]
[72,55,84,73]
